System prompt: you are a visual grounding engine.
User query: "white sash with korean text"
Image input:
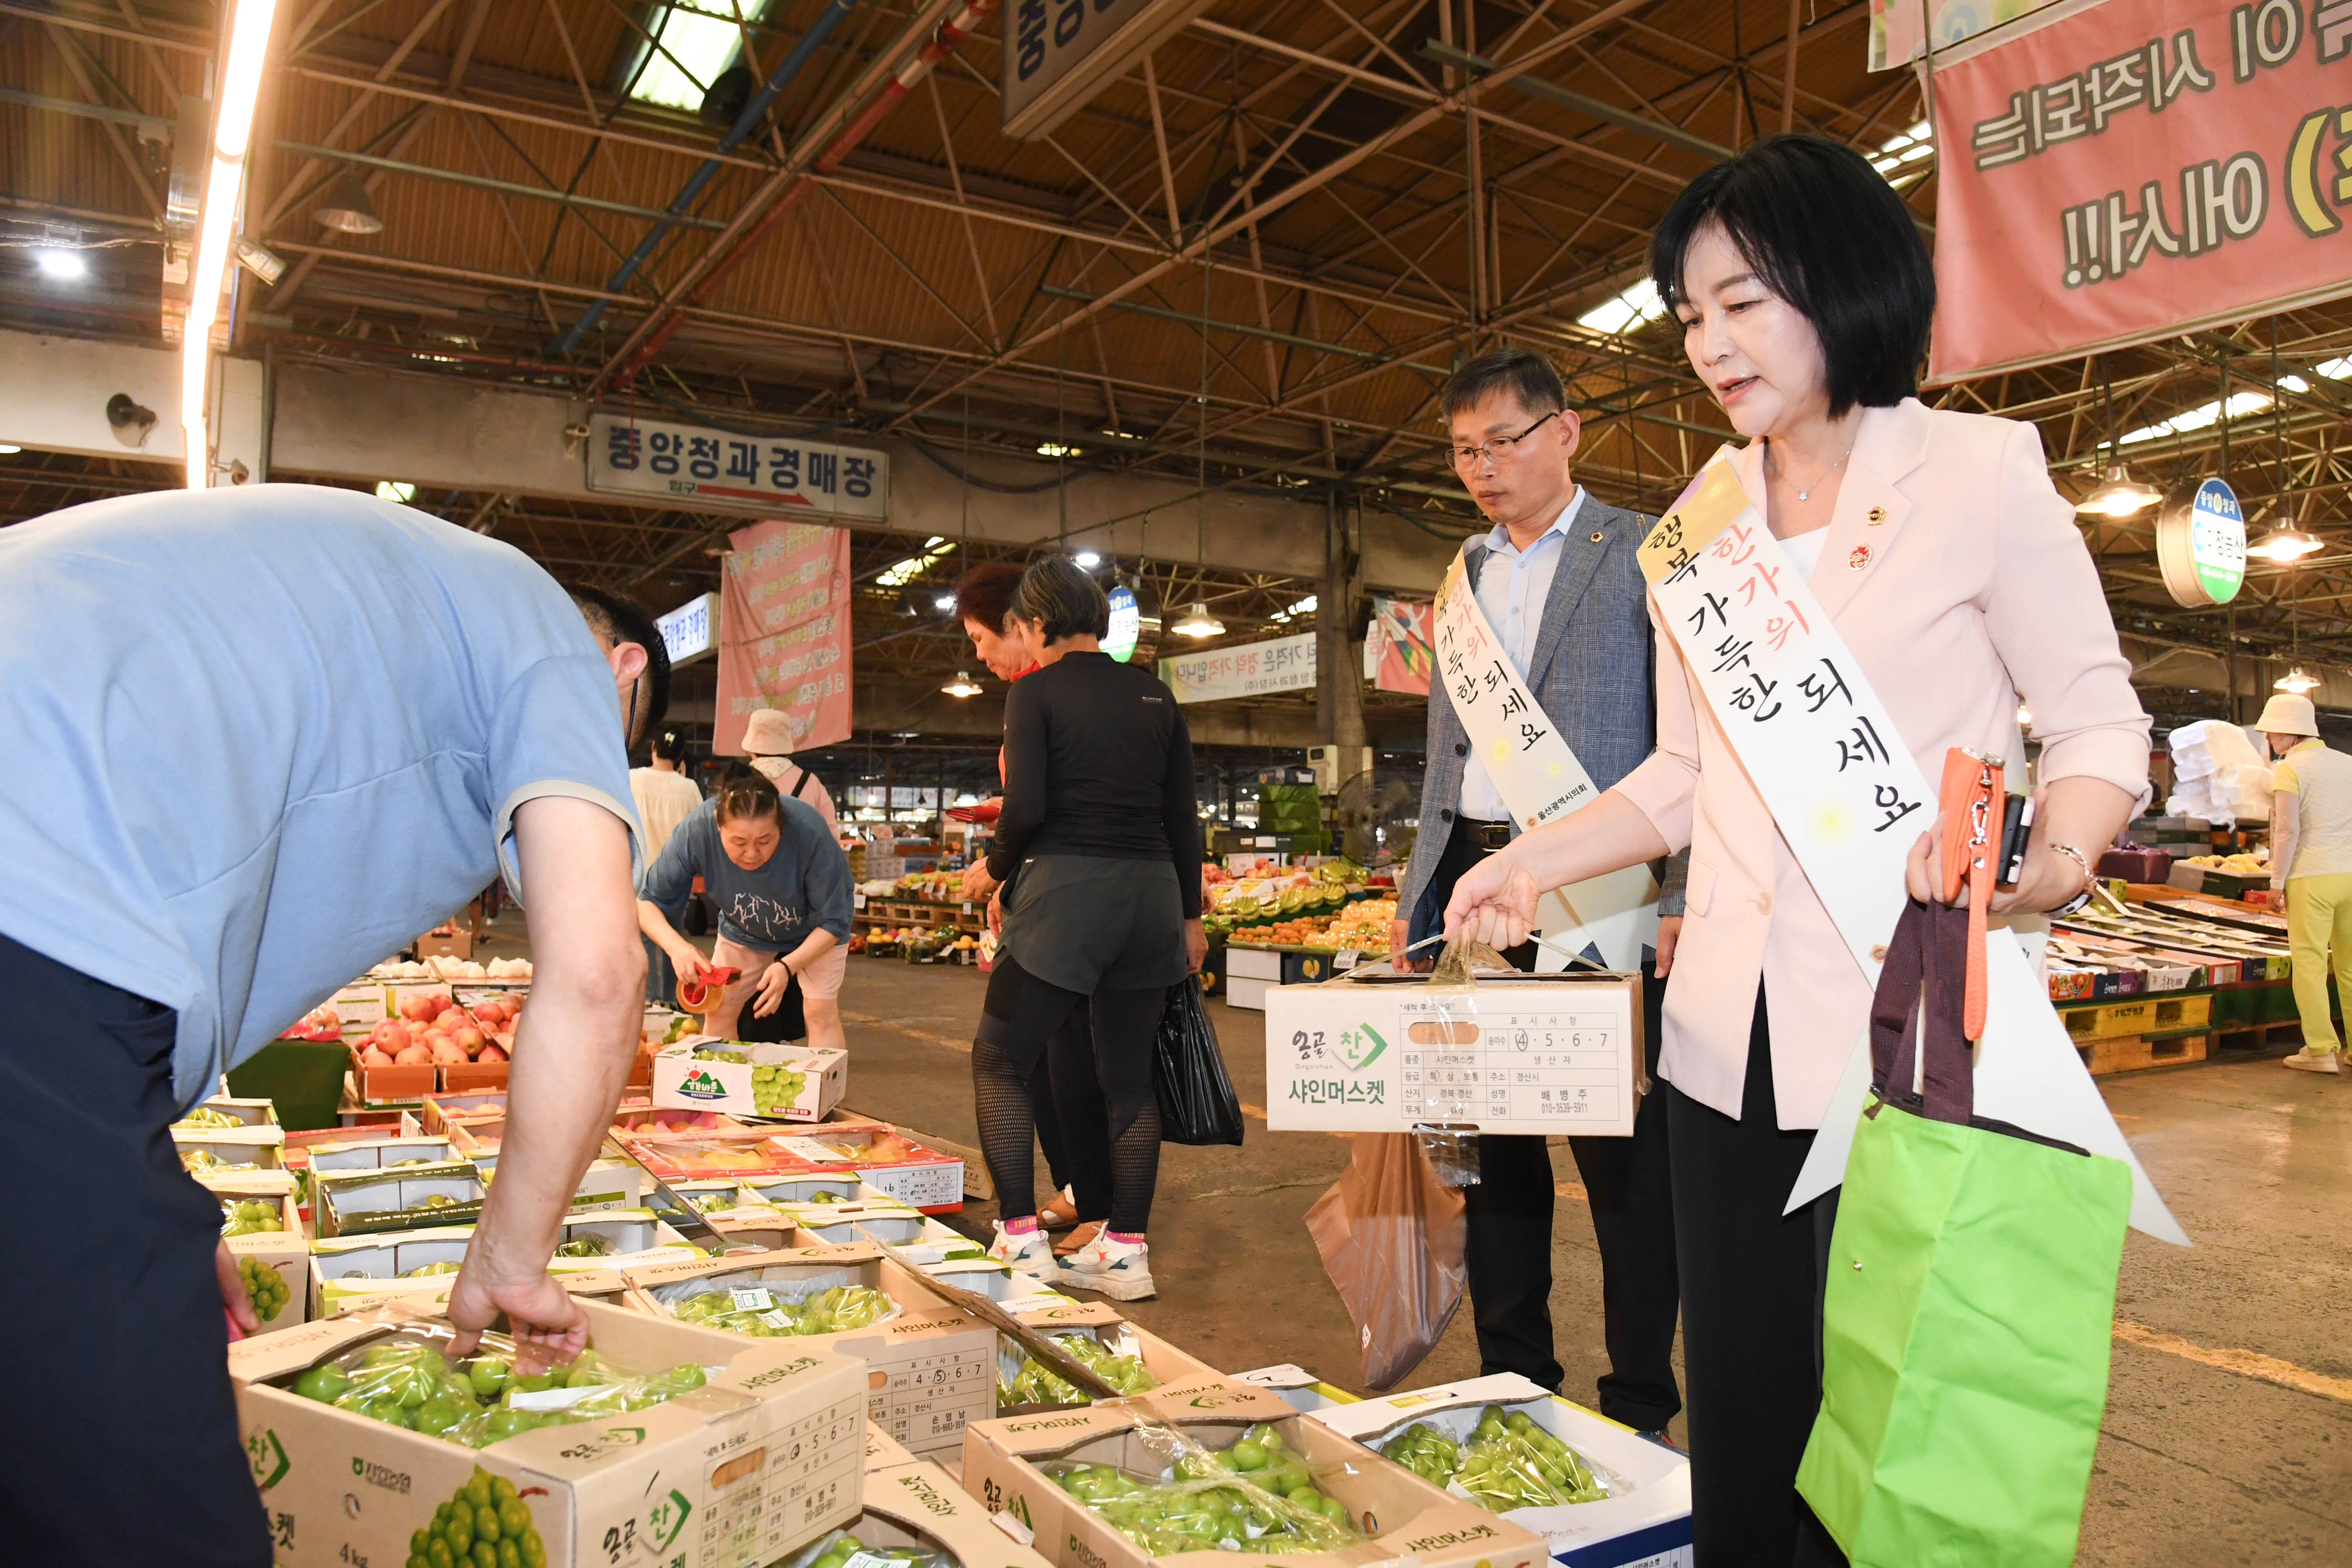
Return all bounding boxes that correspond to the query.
[1433,551,1659,972]
[1639,456,2183,1244]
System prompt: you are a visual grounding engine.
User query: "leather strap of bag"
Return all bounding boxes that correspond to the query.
[1869,897,1977,1126]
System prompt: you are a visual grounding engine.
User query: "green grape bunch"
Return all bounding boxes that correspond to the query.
[220,1199,286,1237]
[238,1257,290,1323]
[796,1533,937,1568]
[287,1338,709,1450]
[412,1466,547,1568]
[667,1282,894,1337]
[749,1064,807,1114]
[1382,1407,1608,1512]
[1000,1333,1158,1407]
[1048,1423,1358,1556]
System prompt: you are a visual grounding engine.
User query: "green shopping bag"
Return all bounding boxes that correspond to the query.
[1797,898,2132,1567]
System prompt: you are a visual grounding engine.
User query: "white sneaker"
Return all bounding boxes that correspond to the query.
[1057,1233,1156,1301]
[2284,1049,2342,1074]
[988,1222,1058,1281]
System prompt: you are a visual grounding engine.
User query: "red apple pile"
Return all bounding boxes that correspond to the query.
[355,991,526,1069]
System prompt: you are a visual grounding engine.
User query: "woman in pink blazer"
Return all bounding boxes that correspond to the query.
[1449,137,2149,1563]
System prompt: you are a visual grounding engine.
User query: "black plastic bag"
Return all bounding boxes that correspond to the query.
[1154,977,1244,1146]
[734,967,806,1044]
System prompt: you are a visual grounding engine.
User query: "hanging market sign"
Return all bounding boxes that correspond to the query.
[2155,476,2247,605]
[586,412,888,519]
[656,591,720,667]
[1104,585,1141,662]
[714,520,853,754]
[1001,0,1218,141]
[1928,0,2352,381]
[1363,594,1435,695]
[1159,632,1316,703]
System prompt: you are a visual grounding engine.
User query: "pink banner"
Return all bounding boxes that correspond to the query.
[1929,0,2352,381]
[713,519,853,755]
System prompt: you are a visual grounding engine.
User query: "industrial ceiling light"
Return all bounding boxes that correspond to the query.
[1172,601,1225,638]
[940,671,983,698]
[933,593,956,612]
[34,247,87,279]
[313,168,383,234]
[2276,667,2321,693]
[2075,462,2163,518]
[182,0,281,488]
[233,237,286,286]
[2248,526,2324,561]
[1073,549,1101,568]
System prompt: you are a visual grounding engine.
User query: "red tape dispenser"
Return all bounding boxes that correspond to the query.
[1936,748,2003,1042]
[675,963,740,1016]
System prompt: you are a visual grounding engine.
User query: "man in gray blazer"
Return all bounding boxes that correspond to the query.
[1394,347,1684,1436]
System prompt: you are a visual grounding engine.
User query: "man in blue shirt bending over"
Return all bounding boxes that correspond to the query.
[0,483,670,1567]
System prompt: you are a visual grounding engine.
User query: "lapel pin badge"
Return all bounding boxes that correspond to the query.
[1848,544,1872,570]
[1865,506,1887,524]
[1589,531,1604,542]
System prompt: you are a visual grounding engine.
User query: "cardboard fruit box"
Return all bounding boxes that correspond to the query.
[764,1128,965,1214]
[651,1037,849,1123]
[789,1203,986,1266]
[229,1299,867,1568]
[306,1133,459,1173]
[316,1266,629,1322]
[620,1129,808,1182]
[1264,969,1643,1137]
[961,1378,1549,1568]
[187,1095,280,1127]
[420,1090,508,1138]
[175,1120,287,1175]
[314,1159,485,1238]
[1230,1365,1363,1417]
[993,1302,1223,1416]
[621,1244,996,1459]
[1306,1373,1691,1568]
[211,1173,309,1332]
[848,1457,1058,1568]
[311,1210,697,1317]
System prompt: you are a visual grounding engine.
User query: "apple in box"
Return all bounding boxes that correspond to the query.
[228,1299,867,1568]
[652,1036,847,1122]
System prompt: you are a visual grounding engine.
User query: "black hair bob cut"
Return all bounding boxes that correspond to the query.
[1649,134,1935,419]
[1010,554,1111,644]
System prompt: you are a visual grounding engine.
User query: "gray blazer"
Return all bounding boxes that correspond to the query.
[1401,495,1678,945]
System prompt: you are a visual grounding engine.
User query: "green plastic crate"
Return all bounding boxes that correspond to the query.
[224,1040,350,1131]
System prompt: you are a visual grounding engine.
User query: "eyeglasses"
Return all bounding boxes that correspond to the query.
[1449,410,1560,472]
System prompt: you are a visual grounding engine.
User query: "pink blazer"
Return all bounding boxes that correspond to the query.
[1615,398,2150,1128]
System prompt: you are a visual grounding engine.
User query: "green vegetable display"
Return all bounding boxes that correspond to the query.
[1048,1423,1358,1556]
[411,1466,547,1568]
[220,1199,285,1237]
[1000,1333,1159,1407]
[667,1281,896,1337]
[288,1335,710,1449]
[239,1257,290,1322]
[1378,1408,1609,1511]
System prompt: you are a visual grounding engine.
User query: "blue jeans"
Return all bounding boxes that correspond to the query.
[644,934,678,1007]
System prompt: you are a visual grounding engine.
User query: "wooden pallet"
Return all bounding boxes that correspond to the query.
[2078,1031,2211,1075]
[2058,993,2213,1043]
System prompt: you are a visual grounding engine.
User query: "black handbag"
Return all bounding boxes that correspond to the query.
[1154,977,1245,1146]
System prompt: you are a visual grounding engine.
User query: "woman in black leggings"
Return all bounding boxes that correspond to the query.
[959,555,1206,1301]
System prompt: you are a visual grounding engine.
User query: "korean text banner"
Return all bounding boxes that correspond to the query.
[1869,0,2067,71]
[1929,0,2352,381]
[1365,595,1435,696]
[714,520,853,755]
[1160,632,1317,703]
[587,412,888,519]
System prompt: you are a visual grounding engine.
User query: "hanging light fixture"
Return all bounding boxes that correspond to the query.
[182,0,282,488]
[940,670,983,698]
[2075,463,2164,518]
[1172,601,1225,638]
[314,168,383,234]
[2248,526,2324,561]
[2276,667,2320,693]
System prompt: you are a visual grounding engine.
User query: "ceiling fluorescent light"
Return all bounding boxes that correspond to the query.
[182,0,280,489]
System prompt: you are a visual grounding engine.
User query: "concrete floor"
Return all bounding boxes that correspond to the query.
[490,917,2352,1562]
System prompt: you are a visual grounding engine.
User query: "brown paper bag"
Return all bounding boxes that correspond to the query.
[1304,1132,1467,1391]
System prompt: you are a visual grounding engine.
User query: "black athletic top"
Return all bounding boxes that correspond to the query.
[987,651,1201,917]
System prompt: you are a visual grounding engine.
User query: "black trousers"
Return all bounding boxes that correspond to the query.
[1666,995,1846,1568]
[0,932,270,1566]
[1429,820,1682,1430]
